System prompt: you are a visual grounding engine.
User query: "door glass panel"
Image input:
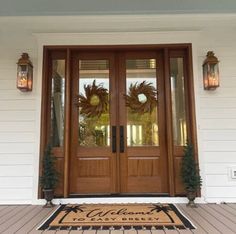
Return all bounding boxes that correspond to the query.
[170,57,187,146]
[50,59,65,147]
[78,60,110,147]
[126,59,159,146]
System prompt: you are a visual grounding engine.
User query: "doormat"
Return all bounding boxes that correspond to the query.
[38,203,195,231]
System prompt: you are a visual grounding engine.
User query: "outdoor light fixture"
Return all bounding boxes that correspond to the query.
[17,53,33,92]
[202,51,220,90]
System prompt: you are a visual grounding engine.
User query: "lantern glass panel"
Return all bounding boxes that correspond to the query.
[203,63,209,89]
[203,62,219,90]
[27,65,33,91]
[208,63,219,88]
[17,64,28,89]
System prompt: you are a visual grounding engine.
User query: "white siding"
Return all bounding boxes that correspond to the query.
[0,122,35,132]
[0,27,37,203]
[0,188,32,200]
[0,165,33,176]
[0,177,33,188]
[0,14,236,203]
[197,31,236,202]
[0,155,33,165]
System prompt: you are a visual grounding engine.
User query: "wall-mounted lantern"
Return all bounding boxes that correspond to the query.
[17,53,33,92]
[202,51,220,90]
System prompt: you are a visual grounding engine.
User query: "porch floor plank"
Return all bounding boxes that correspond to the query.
[174,230,191,234]
[0,205,18,219]
[96,230,110,234]
[0,205,27,226]
[110,230,126,234]
[208,204,236,224]
[150,230,165,234]
[0,205,40,233]
[29,209,57,234]
[124,230,137,234]
[136,230,151,234]
[0,204,234,234]
[41,230,56,234]
[2,205,43,234]
[0,206,8,212]
[27,231,43,234]
[200,204,236,231]
[77,230,96,234]
[163,229,179,233]
[55,231,71,234]
[220,203,236,216]
[194,204,234,234]
[227,203,236,211]
[69,230,83,234]
[177,204,208,234]
[16,206,54,234]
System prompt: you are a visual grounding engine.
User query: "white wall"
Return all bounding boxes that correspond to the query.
[0,14,236,204]
[0,26,38,203]
[197,30,236,202]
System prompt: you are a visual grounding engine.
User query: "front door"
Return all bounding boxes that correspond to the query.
[69,51,169,195]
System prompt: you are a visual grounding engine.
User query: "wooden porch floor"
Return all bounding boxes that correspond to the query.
[0,204,235,234]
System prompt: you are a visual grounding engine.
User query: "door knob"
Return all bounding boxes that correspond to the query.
[120,126,125,153]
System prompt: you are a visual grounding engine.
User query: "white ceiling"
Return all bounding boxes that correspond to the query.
[0,0,236,16]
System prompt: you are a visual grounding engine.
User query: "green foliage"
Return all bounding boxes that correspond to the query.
[181,143,202,192]
[40,145,59,189]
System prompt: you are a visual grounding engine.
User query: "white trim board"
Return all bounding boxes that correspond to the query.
[2,14,236,32]
[34,31,200,46]
[34,197,206,206]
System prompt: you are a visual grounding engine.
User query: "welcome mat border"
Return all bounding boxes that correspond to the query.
[38,203,195,231]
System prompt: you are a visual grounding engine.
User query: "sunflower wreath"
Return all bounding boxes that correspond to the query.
[124,81,157,114]
[77,80,109,118]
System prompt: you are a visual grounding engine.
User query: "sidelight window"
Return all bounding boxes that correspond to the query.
[170,57,187,146]
[50,59,65,147]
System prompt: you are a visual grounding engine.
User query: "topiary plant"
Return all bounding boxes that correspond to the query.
[181,142,202,207]
[40,144,59,190]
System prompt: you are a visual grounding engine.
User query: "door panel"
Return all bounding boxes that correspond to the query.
[119,52,168,194]
[69,51,168,195]
[69,53,117,195]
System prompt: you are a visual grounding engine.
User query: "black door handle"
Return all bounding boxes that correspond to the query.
[112,126,116,153]
[120,126,125,153]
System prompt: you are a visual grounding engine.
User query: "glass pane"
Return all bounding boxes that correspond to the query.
[170,57,187,146]
[78,60,110,147]
[126,59,159,146]
[50,60,65,147]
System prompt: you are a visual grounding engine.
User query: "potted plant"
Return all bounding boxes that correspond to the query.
[40,144,59,207]
[181,142,202,207]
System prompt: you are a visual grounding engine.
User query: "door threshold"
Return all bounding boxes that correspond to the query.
[37,196,204,205]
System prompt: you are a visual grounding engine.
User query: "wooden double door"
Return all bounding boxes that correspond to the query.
[69,51,169,195]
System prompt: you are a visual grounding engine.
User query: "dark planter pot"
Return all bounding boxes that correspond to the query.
[43,189,55,208]
[186,190,197,208]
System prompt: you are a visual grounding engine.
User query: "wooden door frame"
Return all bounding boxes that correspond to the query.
[39,44,198,198]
